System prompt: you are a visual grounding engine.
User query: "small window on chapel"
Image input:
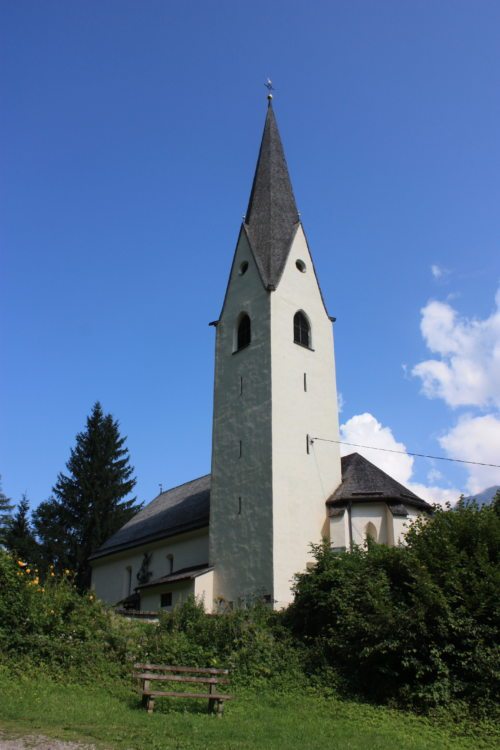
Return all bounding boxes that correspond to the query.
[160,592,172,608]
[293,311,311,348]
[237,314,251,351]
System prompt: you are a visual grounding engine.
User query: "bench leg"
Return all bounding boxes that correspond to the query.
[216,699,224,717]
[146,696,155,714]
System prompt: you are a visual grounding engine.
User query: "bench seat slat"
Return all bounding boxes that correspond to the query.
[144,690,233,700]
[134,663,228,675]
[135,673,230,685]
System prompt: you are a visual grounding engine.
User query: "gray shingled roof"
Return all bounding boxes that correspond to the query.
[137,563,213,590]
[90,454,433,563]
[327,453,433,512]
[89,475,210,560]
[244,102,300,289]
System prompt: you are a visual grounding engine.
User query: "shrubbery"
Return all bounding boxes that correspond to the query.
[0,553,302,690]
[0,553,136,682]
[286,501,500,711]
[1,500,498,715]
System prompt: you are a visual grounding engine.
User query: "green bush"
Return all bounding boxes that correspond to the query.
[286,502,500,711]
[0,552,303,690]
[142,596,305,689]
[0,551,137,682]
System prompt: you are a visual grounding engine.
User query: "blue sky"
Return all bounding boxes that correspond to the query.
[1,0,499,510]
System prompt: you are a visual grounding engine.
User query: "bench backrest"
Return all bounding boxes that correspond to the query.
[134,663,229,676]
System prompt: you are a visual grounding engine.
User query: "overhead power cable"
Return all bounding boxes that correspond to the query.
[309,437,500,469]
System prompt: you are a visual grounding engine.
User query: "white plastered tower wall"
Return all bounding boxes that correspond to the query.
[270,226,341,607]
[209,230,274,606]
[209,100,343,609]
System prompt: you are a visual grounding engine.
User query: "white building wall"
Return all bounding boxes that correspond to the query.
[209,231,274,606]
[271,227,342,607]
[350,503,389,545]
[140,580,195,612]
[329,511,348,550]
[194,569,214,610]
[393,508,421,545]
[91,529,209,605]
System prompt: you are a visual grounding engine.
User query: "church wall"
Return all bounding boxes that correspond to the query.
[350,503,389,545]
[140,579,195,612]
[270,227,342,607]
[209,231,274,607]
[329,511,348,551]
[91,528,209,606]
[194,569,214,610]
[393,508,421,545]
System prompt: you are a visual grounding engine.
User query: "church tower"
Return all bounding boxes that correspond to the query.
[209,99,342,608]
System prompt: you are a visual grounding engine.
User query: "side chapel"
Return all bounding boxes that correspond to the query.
[90,98,432,612]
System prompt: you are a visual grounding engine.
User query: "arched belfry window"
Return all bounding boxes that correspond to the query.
[236,313,251,351]
[293,311,311,348]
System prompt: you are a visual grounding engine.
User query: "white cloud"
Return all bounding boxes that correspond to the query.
[340,412,460,506]
[407,482,461,507]
[340,412,413,484]
[431,264,448,279]
[337,391,344,413]
[427,467,443,483]
[412,289,500,408]
[439,414,500,494]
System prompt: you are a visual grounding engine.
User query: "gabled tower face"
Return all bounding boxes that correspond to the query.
[209,101,341,609]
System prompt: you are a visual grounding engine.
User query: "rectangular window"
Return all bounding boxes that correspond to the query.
[306,434,310,454]
[304,372,307,392]
[239,440,242,458]
[160,592,172,608]
[240,376,243,395]
[238,496,242,515]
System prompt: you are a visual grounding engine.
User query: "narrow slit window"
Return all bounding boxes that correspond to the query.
[238,496,242,515]
[239,440,242,458]
[304,373,307,392]
[240,376,243,395]
[294,311,311,348]
[237,314,251,351]
[167,554,174,574]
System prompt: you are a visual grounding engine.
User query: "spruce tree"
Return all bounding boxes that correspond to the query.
[0,478,14,547]
[4,494,38,562]
[34,402,140,589]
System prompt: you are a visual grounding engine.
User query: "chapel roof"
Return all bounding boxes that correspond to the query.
[89,474,210,560]
[327,453,433,512]
[91,453,432,562]
[243,100,300,289]
[137,563,213,590]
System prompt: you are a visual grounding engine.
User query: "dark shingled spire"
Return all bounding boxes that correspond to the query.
[244,101,300,289]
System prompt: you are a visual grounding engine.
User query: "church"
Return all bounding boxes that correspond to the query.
[90,97,432,612]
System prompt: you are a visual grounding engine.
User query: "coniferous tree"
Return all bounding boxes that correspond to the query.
[34,402,140,589]
[0,478,14,547]
[4,494,38,562]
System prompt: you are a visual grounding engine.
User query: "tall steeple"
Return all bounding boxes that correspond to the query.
[209,99,341,610]
[244,101,300,289]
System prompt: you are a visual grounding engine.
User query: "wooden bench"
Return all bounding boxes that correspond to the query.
[133,663,234,716]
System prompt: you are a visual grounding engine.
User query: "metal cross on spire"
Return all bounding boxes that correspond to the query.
[264,78,275,101]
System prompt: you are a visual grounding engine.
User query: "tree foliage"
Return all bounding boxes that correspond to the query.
[3,494,38,563]
[286,502,500,711]
[33,402,140,589]
[0,478,14,547]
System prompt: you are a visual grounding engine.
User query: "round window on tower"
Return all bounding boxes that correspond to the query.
[239,261,249,276]
[296,259,306,273]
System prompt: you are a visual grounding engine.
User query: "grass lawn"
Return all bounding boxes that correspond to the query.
[0,674,497,750]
